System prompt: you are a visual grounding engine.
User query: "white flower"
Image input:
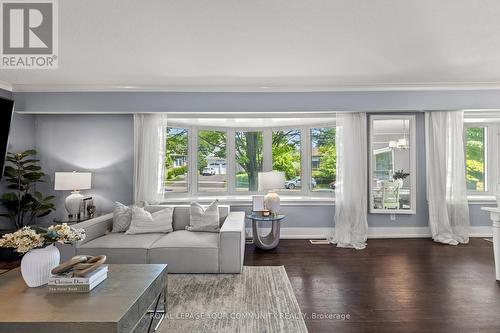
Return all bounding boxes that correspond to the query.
[48,223,86,243]
[0,227,44,254]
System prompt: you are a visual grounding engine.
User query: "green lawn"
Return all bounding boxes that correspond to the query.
[236,173,248,187]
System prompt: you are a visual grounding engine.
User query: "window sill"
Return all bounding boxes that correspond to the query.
[161,195,335,206]
[467,194,496,205]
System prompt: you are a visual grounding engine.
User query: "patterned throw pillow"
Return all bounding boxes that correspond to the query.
[186,200,220,232]
[112,202,132,232]
[126,206,174,234]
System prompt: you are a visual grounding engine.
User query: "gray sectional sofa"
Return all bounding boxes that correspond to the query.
[60,205,246,273]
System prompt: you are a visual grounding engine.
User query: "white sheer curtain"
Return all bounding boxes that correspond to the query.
[133,114,167,204]
[330,112,368,250]
[425,111,470,245]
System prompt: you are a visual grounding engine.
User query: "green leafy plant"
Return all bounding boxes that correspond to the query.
[0,150,56,229]
[393,169,410,181]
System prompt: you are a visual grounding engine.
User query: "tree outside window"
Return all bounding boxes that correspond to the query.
[165,127,188,192]
[235,131,263,191]
[272,130,301,191]
[197,130,227,192]
[465,127,486,192]
[311,128,336,192]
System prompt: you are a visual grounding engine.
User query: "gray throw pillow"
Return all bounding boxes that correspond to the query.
[112,202,132,232]
[126,206,174,234]
[186,200,220,232]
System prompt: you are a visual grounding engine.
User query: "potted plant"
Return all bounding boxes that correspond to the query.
[0,224,85,287]
[0,149,56,229]
[393,169,410,188]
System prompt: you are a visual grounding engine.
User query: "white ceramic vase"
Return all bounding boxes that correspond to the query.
[264,191,281,214]
[21,244,60,287]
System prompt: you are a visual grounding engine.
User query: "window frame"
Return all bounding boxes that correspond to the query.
[164,126,191,194]
[195,128,229,193]
[309,126,337,194]
[463,122,499,198]
[163,122,336,199]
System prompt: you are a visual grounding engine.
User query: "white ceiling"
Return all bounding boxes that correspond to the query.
[2,0,500,92]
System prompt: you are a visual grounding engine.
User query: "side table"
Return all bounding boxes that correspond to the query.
[246,214,286,250]
[53,214,100,225]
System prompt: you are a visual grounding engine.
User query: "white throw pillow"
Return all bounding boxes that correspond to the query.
[112,202,132,232]
[186,200,220,232]
[126,206,174,234]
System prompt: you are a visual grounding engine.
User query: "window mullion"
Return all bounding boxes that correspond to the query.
[189,127,197,196]
[227,128,236,194]
[263,129,273,172]
[302,127,311,196]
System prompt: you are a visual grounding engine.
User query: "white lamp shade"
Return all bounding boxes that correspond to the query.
[397,138,409,148]
[258,171,286,191]
[54,172,92,191]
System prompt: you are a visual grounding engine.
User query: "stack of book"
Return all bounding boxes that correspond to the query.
[47,265,108,293]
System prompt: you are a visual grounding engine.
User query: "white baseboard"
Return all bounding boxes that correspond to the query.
[246,226,493,240]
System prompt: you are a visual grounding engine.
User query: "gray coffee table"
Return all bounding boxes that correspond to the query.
[247,214,286,250]
[0,264,168,333]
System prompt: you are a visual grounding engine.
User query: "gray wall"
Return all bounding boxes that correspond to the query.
[23,112,492,228]
[4,90,498,229]
[14,90,500,113]
[367,112,429,227]
[34,115,134,224]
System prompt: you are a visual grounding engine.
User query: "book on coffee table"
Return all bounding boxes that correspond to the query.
[47,273,107,293]
[49,265,108,285]
[47,265,108,293]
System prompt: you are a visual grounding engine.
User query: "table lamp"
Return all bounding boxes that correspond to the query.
[258,171,285,215]
[54,171,92,218]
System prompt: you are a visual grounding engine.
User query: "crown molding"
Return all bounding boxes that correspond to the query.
[0,80,13,92]
[11,82,500,93]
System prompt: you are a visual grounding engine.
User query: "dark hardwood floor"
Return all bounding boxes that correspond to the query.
[244,238,500,333]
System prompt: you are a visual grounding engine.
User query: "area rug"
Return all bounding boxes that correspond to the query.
[157,266,308,333]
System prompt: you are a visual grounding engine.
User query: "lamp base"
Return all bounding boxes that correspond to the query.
[264,191,280,214]
[65,191,83,218]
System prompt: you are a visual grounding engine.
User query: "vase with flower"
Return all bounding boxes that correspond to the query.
[0,224,85,287]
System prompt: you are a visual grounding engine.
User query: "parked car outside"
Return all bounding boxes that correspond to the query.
[201,167,216,176]
[284,178,318,189]
[284,177,301,189]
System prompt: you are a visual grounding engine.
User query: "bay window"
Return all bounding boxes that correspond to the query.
[164,120,336,198]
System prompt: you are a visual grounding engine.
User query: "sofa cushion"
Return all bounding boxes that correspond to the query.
[111,201,132,232]
[77,232,164,264]
[126,206,173,234]
[186,201,220,232]
[148,230,219,273]
[145,205,230,231]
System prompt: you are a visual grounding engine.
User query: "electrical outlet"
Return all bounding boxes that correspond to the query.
[390,214,396,221]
